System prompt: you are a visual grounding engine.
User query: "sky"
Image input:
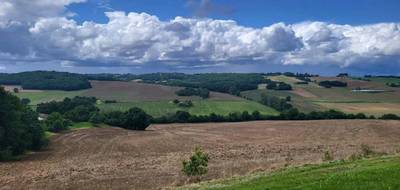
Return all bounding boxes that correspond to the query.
[0,0,399,75]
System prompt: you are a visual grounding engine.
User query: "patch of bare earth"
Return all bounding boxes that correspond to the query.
[1,120,400,190]
[83,81,241,101]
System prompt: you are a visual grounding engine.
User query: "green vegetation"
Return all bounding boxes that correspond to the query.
[70,122,94,129]
[15,90,86,105]
[0,71,91,91]
[45,112,72,132]
[176,87,210,99]
[183,147,209,177]
[0,87,47,161]
[97,100,278,118]
[179,155,400,190]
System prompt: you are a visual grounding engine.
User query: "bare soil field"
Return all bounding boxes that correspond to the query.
[316,102,400,116]
[1,120,400,190]
[83,81,241,101]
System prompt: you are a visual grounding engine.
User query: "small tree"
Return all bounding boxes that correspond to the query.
[123,107,151,130]
[13,88,19,93]
[20,98,31,105]
[182,147,209,177]
[46,112,71,132]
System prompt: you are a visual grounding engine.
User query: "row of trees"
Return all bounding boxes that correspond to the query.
[0,87,47,161]
[37,96,152,131]
[0,71,91,91]
[176,87,210,99]
[260,94,292,111]
[318,80,348,88]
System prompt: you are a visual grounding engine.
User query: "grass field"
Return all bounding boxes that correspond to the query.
[14,90,86,105]
[98,100,278,117]
[367,77,400,84]
[179,155,400,190]
[244,75,400,115]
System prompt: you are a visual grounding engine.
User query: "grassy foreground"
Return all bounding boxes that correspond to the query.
[179,155,400,190]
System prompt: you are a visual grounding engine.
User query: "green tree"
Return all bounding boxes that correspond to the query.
[123,107,151,130]
[182,147,209,176]
[0,87,46,161]
[45,112,71,132]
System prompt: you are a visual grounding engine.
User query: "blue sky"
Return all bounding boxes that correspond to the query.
[69,0,400,27]
[0,0,400,75]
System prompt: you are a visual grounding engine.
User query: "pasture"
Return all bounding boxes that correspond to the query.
[1,120,399,190]
[98,100,278,117]
[245,75,400,115]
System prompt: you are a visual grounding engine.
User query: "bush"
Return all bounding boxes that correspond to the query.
[182,147,209,176]
[379,114,400,120]
[178,100,193,107]
[45,112,72,132]
[89,112,105,124]
[318,80,347,88]
[20,98,30,105]
[123,107,151,130]
[176,87,210,99]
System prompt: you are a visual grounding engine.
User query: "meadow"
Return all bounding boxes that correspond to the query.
[243,75,400,116]
[98,100,278,117]
[180,155,400,190]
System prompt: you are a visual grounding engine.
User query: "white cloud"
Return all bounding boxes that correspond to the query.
[0,0,399,73]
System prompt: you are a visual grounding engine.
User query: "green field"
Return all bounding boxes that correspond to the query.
[179,155,400,190]
[98,100,278,117]
[14,90,86,105]
[367,77,400,84]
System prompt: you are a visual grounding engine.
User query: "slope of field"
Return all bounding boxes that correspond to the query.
[246,75,400,115]
[98,100,278,117]
[1,120,400,190]
[83,80,241,102]
[180,155,400,190]
[14,90,86,105]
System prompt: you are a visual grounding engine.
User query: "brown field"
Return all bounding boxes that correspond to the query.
[83,81,241,101]
[316,102,400,116]
[1,120,400,190]
[292,88,317,98]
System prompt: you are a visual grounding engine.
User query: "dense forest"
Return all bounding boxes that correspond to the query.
[0,71,91,91]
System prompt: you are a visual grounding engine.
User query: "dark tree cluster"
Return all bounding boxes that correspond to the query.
[386,83,400,87]
[260,94,292,111]
[137,73,266,95]
[0,71,91,91]
[173,100,194,108]
[266,81,293,90]
[102,108,151,130]
[176,87,210,99]
[0,87,46,161]
[37,96,97,115]
[337,73,349,77]
[318,80,347,88]
[274,108,370,120]
[152,110,263,124]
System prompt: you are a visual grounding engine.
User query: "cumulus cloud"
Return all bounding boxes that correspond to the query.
[0,0,400,74]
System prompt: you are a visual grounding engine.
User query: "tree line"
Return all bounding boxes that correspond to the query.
[0,87,47,161]
[0,71,91,91]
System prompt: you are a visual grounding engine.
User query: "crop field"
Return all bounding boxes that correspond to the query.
[83,81,241,102]
[98,100,278,117]
[245,75,400,115]
[1,120,400,190]
[14,90,86,105]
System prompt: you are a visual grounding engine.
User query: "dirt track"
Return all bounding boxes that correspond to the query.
[1,120,400,190]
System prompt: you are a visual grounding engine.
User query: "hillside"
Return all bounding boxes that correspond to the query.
[1,120,399,189]
[243,75,400,116]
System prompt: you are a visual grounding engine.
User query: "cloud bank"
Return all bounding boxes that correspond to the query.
[0,0,400,74]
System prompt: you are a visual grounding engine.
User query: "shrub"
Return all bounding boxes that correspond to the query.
[89,112,105,124]
[123,107,151,130]
[45,112,72,132]
[20,98,30,105]
[182,147,209,176]
[323,150,334,161]
[379,114,400,120]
